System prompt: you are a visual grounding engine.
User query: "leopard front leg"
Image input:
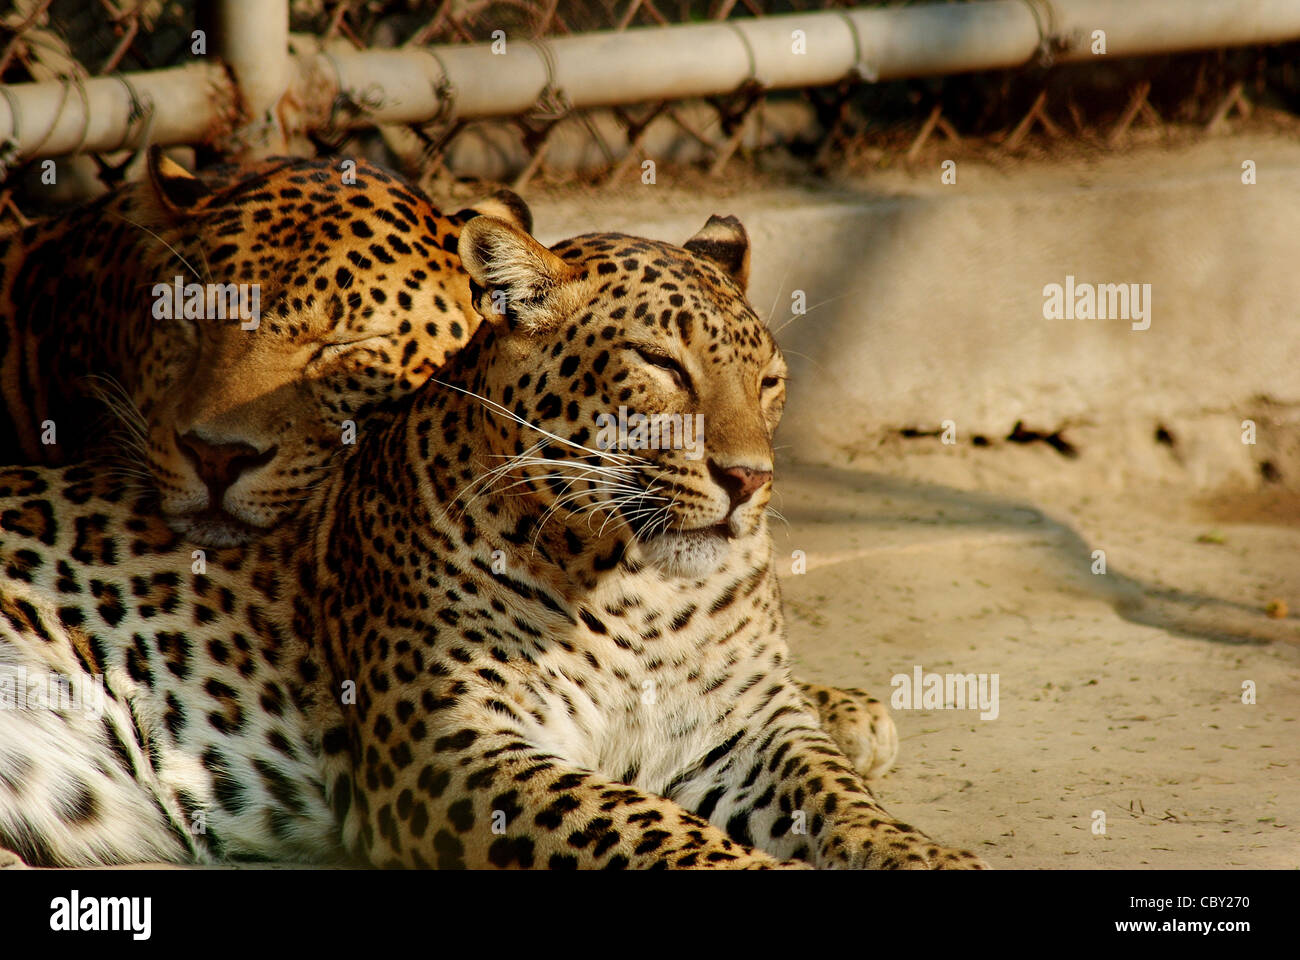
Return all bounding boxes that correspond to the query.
[674,686,987,869]
[334,726,804,870]
[796,680,898,779]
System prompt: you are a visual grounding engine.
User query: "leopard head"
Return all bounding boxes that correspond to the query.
[459,213,786,579]
[124,151,527,547]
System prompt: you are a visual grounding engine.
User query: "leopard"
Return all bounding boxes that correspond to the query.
[0,213,981,868]
[0,151,900,782]
[0,147,531,548]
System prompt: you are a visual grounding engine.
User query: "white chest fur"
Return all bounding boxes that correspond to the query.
[514,548,780,796]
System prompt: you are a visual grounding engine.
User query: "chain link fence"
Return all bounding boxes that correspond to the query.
[2,1,1299,227]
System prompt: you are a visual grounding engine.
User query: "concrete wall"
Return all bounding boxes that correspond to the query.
[532,134,1300,479]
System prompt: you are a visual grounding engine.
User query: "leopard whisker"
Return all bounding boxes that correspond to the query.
[457,446,650,521]
[770,291,855,336]
[427,377,649,468]
[114,213,208,287]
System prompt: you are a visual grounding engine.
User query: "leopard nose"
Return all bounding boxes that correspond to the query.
[176,432,275,501]
[708,460,773,510]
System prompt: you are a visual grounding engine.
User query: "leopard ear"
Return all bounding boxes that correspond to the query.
[457,188,533,235]
[146,145,211,213]
[459,215,576,333]
[684,214,750,291]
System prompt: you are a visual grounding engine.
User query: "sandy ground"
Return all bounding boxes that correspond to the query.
[773,449,1299,869]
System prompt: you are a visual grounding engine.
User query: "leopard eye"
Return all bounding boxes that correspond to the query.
[761,375,783,391]
[633,346,689,390]
[311,335,390,365]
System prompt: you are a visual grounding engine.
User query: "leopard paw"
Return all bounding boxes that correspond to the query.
[818,824,989,870]
[799,682,899,779]
[919,844,990,870]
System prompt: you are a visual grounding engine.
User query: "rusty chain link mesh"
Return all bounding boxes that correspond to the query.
[1,1,1299,226]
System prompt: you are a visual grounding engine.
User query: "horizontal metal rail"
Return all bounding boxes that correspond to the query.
[2,0,1299,162]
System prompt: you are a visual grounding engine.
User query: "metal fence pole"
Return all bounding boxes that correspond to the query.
[209,0,291,157]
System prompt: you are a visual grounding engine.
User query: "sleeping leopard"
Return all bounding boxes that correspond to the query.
[0,213,983,868]
[0,152,900,785]
[0,147,527,545]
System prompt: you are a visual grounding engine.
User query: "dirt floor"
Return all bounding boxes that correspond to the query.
[773,447,1299,869]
